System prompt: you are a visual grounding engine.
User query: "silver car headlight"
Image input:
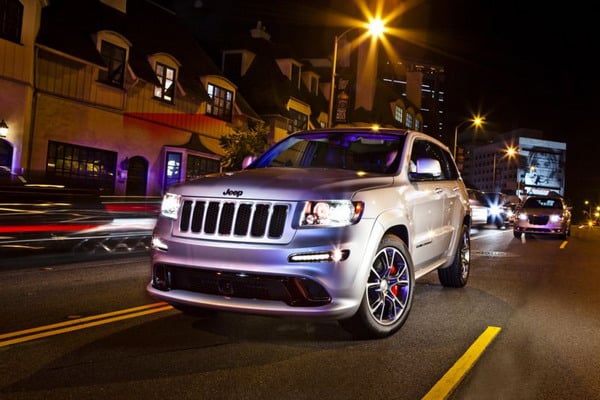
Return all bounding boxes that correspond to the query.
[549,214,562,223]
[160,192,181,219]
[517,212,528,221]
[299,200,364,227]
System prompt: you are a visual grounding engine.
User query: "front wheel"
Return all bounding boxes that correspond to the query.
[438,223,470,287]
[338,234,415,340]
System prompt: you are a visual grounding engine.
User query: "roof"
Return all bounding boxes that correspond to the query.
[36,0,226,103]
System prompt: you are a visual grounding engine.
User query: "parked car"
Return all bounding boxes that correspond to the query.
[513,195,571,239]
[147,127,471,339]
[467,189,510,229]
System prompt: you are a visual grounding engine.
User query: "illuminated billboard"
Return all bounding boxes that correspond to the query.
[517,137,566,197]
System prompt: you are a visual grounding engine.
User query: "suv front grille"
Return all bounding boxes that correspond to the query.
[175,198,291,242]
[529,215,549,225]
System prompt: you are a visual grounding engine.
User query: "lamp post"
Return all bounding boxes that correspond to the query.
[492,145,517,192]
[453,116,483,159]
[327,18,385,128]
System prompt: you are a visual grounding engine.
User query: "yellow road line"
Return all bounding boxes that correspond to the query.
[422,326,502,400]
[560,241,568,249]
[0,302,173,347]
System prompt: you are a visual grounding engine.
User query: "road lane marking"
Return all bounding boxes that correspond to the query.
[422,326,502,400]
[560,241,568,249]
[0,302,173,347]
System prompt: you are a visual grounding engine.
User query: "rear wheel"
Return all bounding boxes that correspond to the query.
[438,223,470,287]
[339,234,414,339]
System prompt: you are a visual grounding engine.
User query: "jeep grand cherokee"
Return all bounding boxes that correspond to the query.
[147,127,472,339]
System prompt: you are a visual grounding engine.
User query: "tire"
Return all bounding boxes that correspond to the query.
[338,234,415,340]
[438,223,470,287]
[513,231,521,239]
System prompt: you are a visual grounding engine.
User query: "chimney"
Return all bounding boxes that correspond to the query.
[251,21,271,41]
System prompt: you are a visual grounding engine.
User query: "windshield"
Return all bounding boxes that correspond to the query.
[524,197,562,209]
[249,131,406,174]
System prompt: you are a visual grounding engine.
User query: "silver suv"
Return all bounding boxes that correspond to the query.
[147,127,471,339]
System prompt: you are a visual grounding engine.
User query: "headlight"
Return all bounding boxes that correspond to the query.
[160,192,181,219]
[299,200,364,227]
[549,214,561,223]
[518,212,528,221]
[489,205,502,216]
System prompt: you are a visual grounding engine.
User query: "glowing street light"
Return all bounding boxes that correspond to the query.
[453,116,484,159]
[328,18,385,128]
[492,145,518,192]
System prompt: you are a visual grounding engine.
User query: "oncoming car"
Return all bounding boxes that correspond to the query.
[147,127,471,339]
[513,195,571,239]
[467,189,510,229]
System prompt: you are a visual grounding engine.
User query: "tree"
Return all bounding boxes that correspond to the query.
[219,121,270,171]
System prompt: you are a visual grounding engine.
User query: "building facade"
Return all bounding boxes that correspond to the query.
[2,0,428,197]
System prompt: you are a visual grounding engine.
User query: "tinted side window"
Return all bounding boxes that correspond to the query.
[410,139,456,181]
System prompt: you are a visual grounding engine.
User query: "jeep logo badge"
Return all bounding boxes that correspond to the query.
[223,188,243,197]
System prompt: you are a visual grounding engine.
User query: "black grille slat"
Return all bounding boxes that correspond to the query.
[176,198,289,241]
[205,202,219,233]
[180,201,193,231]
[251,204,270,237]
[191,201,205,232]
[219,203,235,234]
[269,205,287,237]
[234,204,252,236]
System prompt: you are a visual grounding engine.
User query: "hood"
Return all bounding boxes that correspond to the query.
[168,168,394,201]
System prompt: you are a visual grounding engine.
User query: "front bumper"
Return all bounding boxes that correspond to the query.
[147,220,382,320]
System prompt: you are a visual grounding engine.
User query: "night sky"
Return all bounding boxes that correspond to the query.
[170,0,597,207]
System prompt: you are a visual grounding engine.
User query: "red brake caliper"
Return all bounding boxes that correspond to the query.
[390,265,399,296]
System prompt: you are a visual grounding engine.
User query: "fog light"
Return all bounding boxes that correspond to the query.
[289,249,350,263]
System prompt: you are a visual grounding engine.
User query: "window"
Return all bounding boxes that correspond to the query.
[186,154,220,181]
[98,41,126,88]
[0,0,23,43]
[415,119,421,131]
[164,152,181,190]
[206,83,233,121]
[409,139,458,181]
[46,141,117,194]
[288,109,308,133]
[406,113,414,129]
[154,63,175,102]
[394,106,403,124]
[163,151,221,192]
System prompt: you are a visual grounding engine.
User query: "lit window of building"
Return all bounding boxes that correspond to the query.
[206,83,233,121]
[154,63,175,102]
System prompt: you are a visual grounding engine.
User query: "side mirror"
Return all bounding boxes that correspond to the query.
[242,155,256,169]
[415,158,441,177]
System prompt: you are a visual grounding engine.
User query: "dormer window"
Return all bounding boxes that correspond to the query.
[0,0,23,43]
[394,106,404,124]
[154,63,175,103]
[98,41,126,88]
[206,83,233,122]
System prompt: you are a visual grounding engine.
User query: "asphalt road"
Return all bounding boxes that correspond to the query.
[1,225,599,399]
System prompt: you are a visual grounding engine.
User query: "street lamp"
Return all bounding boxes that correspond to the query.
[327,18,385,128]
[453,116,483,159]
[492,145,518,192]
